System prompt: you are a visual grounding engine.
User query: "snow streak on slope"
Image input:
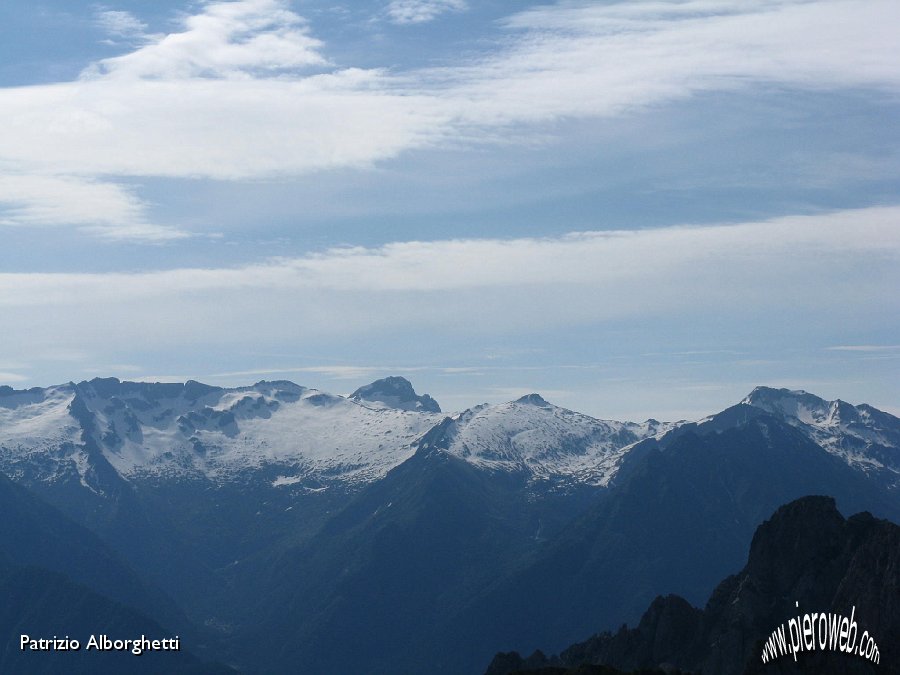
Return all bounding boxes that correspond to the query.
[0,385,83,482]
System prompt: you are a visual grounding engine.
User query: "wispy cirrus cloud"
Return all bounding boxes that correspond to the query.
[442,0,900,126]
[0,205,896,344]
[0,173,186,241]
[94,9,150,40]
[827,345,900,352]
[386,0,467,25]
[1,0,899,241]
[212,365,428,380]
[6,205,895,413]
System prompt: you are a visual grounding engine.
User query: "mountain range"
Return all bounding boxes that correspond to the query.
[0,377,897,674]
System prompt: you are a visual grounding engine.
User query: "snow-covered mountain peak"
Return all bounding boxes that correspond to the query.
[350,376,441,413]
[741,386,829,421]
[427,397,677,487]
[742,386,900,482]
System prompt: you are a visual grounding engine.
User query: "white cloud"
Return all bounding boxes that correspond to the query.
[2,202,896,414]
[95,9,149,40]
[826,345,900,352]
[88,0,325,79]
[0,372,29,384]
[0,207,896,352]
[1,0,335,239]
[386,0,467,25]
[0,173,186,241]
[0,72,448,180]
[1,0,899,239]
[210,365,491,382]
[213,365,432,380]
[442,0,900,126]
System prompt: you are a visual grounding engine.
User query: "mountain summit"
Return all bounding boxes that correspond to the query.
[741,386,900,486]
[515,393,551,407]
[350,376,441,413]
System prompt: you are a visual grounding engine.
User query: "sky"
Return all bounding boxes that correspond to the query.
[0,0,898,421]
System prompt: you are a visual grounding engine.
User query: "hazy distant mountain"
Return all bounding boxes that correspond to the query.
[0,379,897,674]
[0,565,234,675]
[485,496,900,674]
[0,474,232,674]
[0,472,184,632]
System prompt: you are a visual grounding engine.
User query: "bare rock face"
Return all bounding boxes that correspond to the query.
[350,376,441,413]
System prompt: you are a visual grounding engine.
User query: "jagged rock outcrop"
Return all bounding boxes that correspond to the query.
[486,496,900,674]
[350,376,442,412]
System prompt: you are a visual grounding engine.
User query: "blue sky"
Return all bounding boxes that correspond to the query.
[1,0,898,420]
